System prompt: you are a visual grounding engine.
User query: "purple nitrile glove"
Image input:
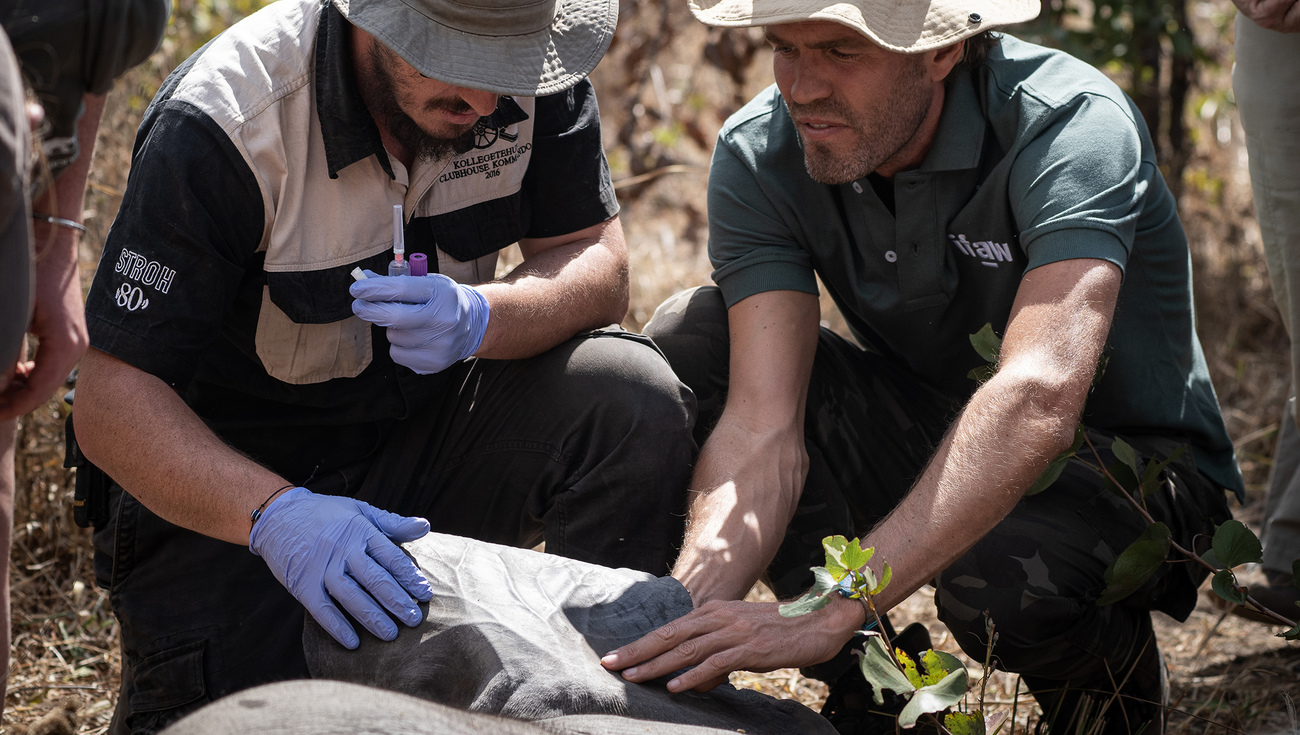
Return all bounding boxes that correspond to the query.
[350,272,490,375]
[248,486,433,649]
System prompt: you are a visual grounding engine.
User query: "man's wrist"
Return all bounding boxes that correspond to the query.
[824,592,870,637]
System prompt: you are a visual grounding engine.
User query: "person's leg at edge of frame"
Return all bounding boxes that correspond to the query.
[0,419,15,708]
[0,25,33,714]
[1235,13,1300,610]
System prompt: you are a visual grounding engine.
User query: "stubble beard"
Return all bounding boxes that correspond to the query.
[789,56,933,185]
[362,43,478,164]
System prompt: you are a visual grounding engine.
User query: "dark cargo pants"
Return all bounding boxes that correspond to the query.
[645,287,1231,693]
[92,327,695,734]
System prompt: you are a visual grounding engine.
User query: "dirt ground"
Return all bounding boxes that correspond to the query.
[5,0,1299,732]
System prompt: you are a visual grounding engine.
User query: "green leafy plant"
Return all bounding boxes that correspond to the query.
[782,536,998,731]
[970,323,1300,636]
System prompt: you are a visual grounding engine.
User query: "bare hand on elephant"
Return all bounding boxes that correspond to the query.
[600,596,865,692]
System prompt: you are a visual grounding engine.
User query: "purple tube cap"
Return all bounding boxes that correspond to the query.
[410,252,428,277]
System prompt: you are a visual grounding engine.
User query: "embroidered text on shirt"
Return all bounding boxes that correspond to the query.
[114,247,176,293]
[949,234,1013,268]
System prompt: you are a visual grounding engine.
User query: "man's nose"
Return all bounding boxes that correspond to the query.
[785,62,832,105]
[457,88,500,117]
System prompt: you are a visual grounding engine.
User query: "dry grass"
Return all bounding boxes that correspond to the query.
[5,0,1298,731]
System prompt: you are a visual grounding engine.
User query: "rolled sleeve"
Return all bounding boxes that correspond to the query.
[707,136,817,307]
[85,101,264,390]
[1011,93,1147,275]
[521,79,619,238]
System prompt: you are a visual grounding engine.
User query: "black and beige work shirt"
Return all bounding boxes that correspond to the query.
[84,0,619,483]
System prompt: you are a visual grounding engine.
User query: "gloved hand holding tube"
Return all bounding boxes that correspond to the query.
[249,486,434,649]
[350,272,490,375]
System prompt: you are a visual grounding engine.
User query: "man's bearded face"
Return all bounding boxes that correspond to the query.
[768,22,935,185]
[361,42,485,163]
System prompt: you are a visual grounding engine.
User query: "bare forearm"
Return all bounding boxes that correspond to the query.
[671,290,821,605]
[473,218,629,359]
[862,260,1120,612]
[862,370,1083,611]
[76,349,288,544]
[31,93,104,253]
[673,419,807,604]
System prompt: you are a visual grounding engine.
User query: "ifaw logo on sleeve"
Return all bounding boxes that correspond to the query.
[949,234,1013,268]
[113,247,176,311]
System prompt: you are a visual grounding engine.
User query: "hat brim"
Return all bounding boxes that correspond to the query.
[336,0,617,96]
[689,0,1040,53]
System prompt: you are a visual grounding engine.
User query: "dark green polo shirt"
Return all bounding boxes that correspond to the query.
[707,35,1243,495]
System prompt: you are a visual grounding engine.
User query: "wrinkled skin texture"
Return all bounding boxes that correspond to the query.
[303,534,835,734]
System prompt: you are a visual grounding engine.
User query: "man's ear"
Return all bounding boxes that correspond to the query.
[927,39,966,82]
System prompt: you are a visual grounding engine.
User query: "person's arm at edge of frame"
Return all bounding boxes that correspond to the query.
[472,213,630,360]
[1232,0,1300,31]
[603,257,1122,692]
[0,93,102,421]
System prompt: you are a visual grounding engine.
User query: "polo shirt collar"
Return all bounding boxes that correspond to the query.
[915,66,986,174]
[316,2,391,180]
[314,3,530,181]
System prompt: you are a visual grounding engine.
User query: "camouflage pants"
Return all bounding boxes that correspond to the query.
[645,287,1231,689]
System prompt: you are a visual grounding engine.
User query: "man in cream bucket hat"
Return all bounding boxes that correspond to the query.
[604,2,1244,733]
[70,0,696,730]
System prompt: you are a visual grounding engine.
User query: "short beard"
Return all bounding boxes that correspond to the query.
[788,55,932,185]
[362,43,477,163]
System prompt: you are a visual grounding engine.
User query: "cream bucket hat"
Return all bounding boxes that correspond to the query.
[333,0,617,96]
[690,0,1041,53]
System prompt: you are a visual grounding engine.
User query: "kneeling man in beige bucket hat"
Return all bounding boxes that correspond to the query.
[71,0,702,730]
[603,1,1246,733]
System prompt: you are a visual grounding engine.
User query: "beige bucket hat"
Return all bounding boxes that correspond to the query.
[333,0,617,96]
[690,0,1040,53]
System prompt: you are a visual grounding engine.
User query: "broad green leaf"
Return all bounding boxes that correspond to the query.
[899,666,971,728]
[1201,547,1223,569]
[1211,520,1263,568]
[1102,460,1140,498]
[869,563,892,596]
[898,649,922,689]
[842,538,873,573]
[859,634,915,705]
[945,711,985,735]
[1211,569,1246,605]
[779,567,836,617]
[969,323,1002,364]
[823,536,850,579]
[1097,523,1171,606]
[967,365,995,383]
[1138,447,1186,498]
[1111,437,1139,476]
[918,649,964,687]
[1025,453,1070,496]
